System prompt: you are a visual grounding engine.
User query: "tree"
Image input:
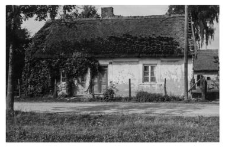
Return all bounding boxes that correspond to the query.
[61,5,100,19]
[79,5,99,18]
[6,27,31,95]
[6,5,76,115]
[6,22,31,80]
[167,5,219,47]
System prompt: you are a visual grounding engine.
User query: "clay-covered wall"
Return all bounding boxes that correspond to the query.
[99,58,192,97]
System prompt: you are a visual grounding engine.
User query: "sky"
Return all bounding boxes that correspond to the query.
[21,5,219,50]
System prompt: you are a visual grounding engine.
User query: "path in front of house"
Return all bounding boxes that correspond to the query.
[14,102,219,117]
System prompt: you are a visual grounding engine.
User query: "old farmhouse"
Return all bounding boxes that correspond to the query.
[28,7,196,98]
[191,49,219,99]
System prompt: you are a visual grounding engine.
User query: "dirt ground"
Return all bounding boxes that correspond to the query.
[14,102,219,117]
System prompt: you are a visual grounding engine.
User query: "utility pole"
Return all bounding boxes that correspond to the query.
[184,5,189,100]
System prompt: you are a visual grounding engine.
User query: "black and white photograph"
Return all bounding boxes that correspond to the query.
[5,2,220,143]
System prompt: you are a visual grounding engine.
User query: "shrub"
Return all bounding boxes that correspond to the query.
[135,91,162,102]
[135,91,182,102]
[122,96,133,102]
[103,88,115,101]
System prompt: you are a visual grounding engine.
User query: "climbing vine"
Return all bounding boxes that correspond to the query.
[22,45,101,97]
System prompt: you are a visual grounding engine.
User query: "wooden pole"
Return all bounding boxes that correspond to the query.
[164,78,167,96]
[129,79,131,98]
[184,5,189,100]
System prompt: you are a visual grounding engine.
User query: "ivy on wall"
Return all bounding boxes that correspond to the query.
[22,47,101,97]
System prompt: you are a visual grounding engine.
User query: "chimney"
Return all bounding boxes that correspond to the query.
[101,7,114,18]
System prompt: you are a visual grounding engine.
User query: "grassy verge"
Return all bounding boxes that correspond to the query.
[6,111,219,142]
[14,96,219,104]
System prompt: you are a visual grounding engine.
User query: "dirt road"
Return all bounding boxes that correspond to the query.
[14,102,219,117]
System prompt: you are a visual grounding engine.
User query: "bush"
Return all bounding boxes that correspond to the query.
[135,91,161,102]
[135,91,182,102]
[103,88,115,101]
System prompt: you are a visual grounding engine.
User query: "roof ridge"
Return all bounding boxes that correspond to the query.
[48,14,184,23]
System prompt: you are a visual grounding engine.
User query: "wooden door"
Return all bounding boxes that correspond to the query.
[92,66,108,94]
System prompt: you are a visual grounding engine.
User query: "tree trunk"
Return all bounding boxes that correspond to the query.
[6,5,15,116]
[6,43,14,115]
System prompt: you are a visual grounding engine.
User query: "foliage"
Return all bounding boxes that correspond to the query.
[6,5,77,21]
[7,111,219,142]
[59,5,99,19]
[135,91,183,102]
[7,5,99,97]
[167,5,219,47]
[22,51,101,97]
[6,28,31,84]
[135,91,162,102]
[6,5,78,112]
[103,89,115,102]
[22,60,51,97]
[102,82,119,101]
[79,5,100,18]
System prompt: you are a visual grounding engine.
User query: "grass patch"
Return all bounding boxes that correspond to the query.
[6,111,219,142]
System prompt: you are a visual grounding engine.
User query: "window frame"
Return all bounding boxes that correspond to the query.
[143,64,157,83]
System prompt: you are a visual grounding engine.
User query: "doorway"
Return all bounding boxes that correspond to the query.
[92,66,108,94]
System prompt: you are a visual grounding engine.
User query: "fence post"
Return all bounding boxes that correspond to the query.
[164,78,167,96]
[129,79,131,98]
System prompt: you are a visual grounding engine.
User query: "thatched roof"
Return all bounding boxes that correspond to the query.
[31,15,190,58]
[194,50,219,72]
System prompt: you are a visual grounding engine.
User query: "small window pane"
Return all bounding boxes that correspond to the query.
[144,66,149,72]
[151,71,155,77]
[150,66,156,81]
[144,72,149,76]
[151,77,156,82]
[144,77,149,82]
[151,66,155,73]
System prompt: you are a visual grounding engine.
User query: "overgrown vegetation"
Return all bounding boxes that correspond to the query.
[15,91,183,103]
[167,5,219,47]
[135,91,183,102]
[6,111,219,142]
[103,88,115,102]
[22,51,101,97]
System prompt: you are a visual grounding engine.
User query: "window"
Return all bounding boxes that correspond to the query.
[143,65,156,83]
[61,70,66,82]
